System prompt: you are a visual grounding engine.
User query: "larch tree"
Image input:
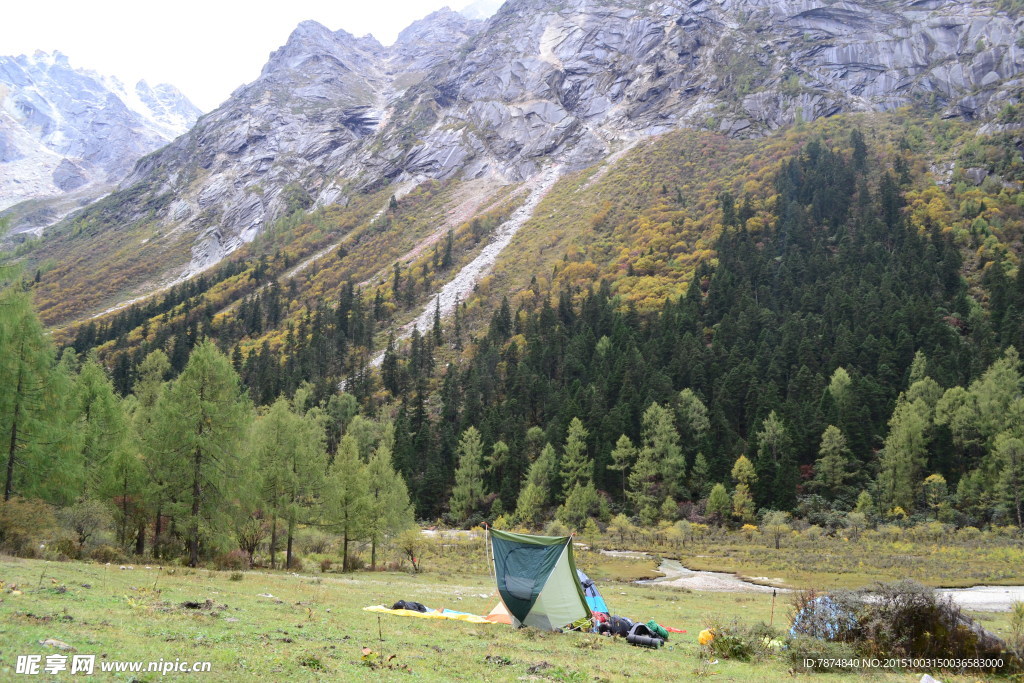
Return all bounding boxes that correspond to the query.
[152,341,251,566]
[607,434,636,500]
[326,433,369,571]
[364,442,414,569]
[559,417,592,493]
[994,433,1024,527]
[132,350,172,558]
[706,483,731,525]
[676,388,709,448]
[876,395,930,515]
[556,417,599,529]
[628,402,685,523]
[0,289,68,503]
[75,358,133,509]
[251,396,326,569]
[730,455,757,524]
[828,367,852,418]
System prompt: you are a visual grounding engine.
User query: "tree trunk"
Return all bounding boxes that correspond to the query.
[153,506,162,559]
[269,516,278,569]
[4,366,23,502]
[371,537,377,570]
[135,517,145,556]
[189,449,201,568]
[4,414,17,502]
[286,516,294,570]
[342,533,349,572]
[120,483,130,547]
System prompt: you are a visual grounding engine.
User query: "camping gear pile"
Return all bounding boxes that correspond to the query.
[367,530,681,649]
[488,530,675,647]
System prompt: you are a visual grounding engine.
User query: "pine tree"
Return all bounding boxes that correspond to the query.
[514,443,554,528]
[432,298,443,347]
[442,230,454,269]
[607,435,636,500]
[450,426,486,523]
[690,452,711,498]
[560,417,592,493]
[811,425,851,499]
[152,341,251,566]
[326,434,369,570]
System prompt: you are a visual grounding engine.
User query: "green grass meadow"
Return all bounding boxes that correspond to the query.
[0,551,1015,682]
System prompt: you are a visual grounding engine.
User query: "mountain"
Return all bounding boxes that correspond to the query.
[22,0,1024,328]
[0,50,201,230]
[18,0,1023,525]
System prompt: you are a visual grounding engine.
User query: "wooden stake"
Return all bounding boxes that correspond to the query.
[770,589,777,627]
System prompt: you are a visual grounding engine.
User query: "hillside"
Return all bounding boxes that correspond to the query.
[16,0,1024,328]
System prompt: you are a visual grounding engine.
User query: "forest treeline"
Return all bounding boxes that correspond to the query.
[1,277,414,566]
[2,133,1023,567]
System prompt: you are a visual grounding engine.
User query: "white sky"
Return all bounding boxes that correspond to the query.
[2,1,486,112]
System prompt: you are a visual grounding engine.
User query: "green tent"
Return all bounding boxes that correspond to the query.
[489,529,590,630]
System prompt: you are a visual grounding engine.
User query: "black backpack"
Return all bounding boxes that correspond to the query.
[391,600,429,612]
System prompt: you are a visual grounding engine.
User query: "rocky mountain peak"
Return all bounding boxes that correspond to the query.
[29,0,1024,311]
[390,7,484,74]
[0,51,200,220]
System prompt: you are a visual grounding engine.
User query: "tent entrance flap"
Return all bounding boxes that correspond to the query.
[489,529,590,630]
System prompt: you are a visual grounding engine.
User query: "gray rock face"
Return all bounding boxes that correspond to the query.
[53,0,1024,280]
[0,51,201,212]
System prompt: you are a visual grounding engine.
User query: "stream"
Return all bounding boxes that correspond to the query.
[613,552,1024,611]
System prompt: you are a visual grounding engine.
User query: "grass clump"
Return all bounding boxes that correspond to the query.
[700,618,779,662]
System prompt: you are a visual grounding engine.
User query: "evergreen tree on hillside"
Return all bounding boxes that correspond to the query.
[876,394,930,515]
[628,403,685,524]
[450,426,486,523]
[514,443,555,528]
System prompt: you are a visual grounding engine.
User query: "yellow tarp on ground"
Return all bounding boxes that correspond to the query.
[363,605,494,624]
